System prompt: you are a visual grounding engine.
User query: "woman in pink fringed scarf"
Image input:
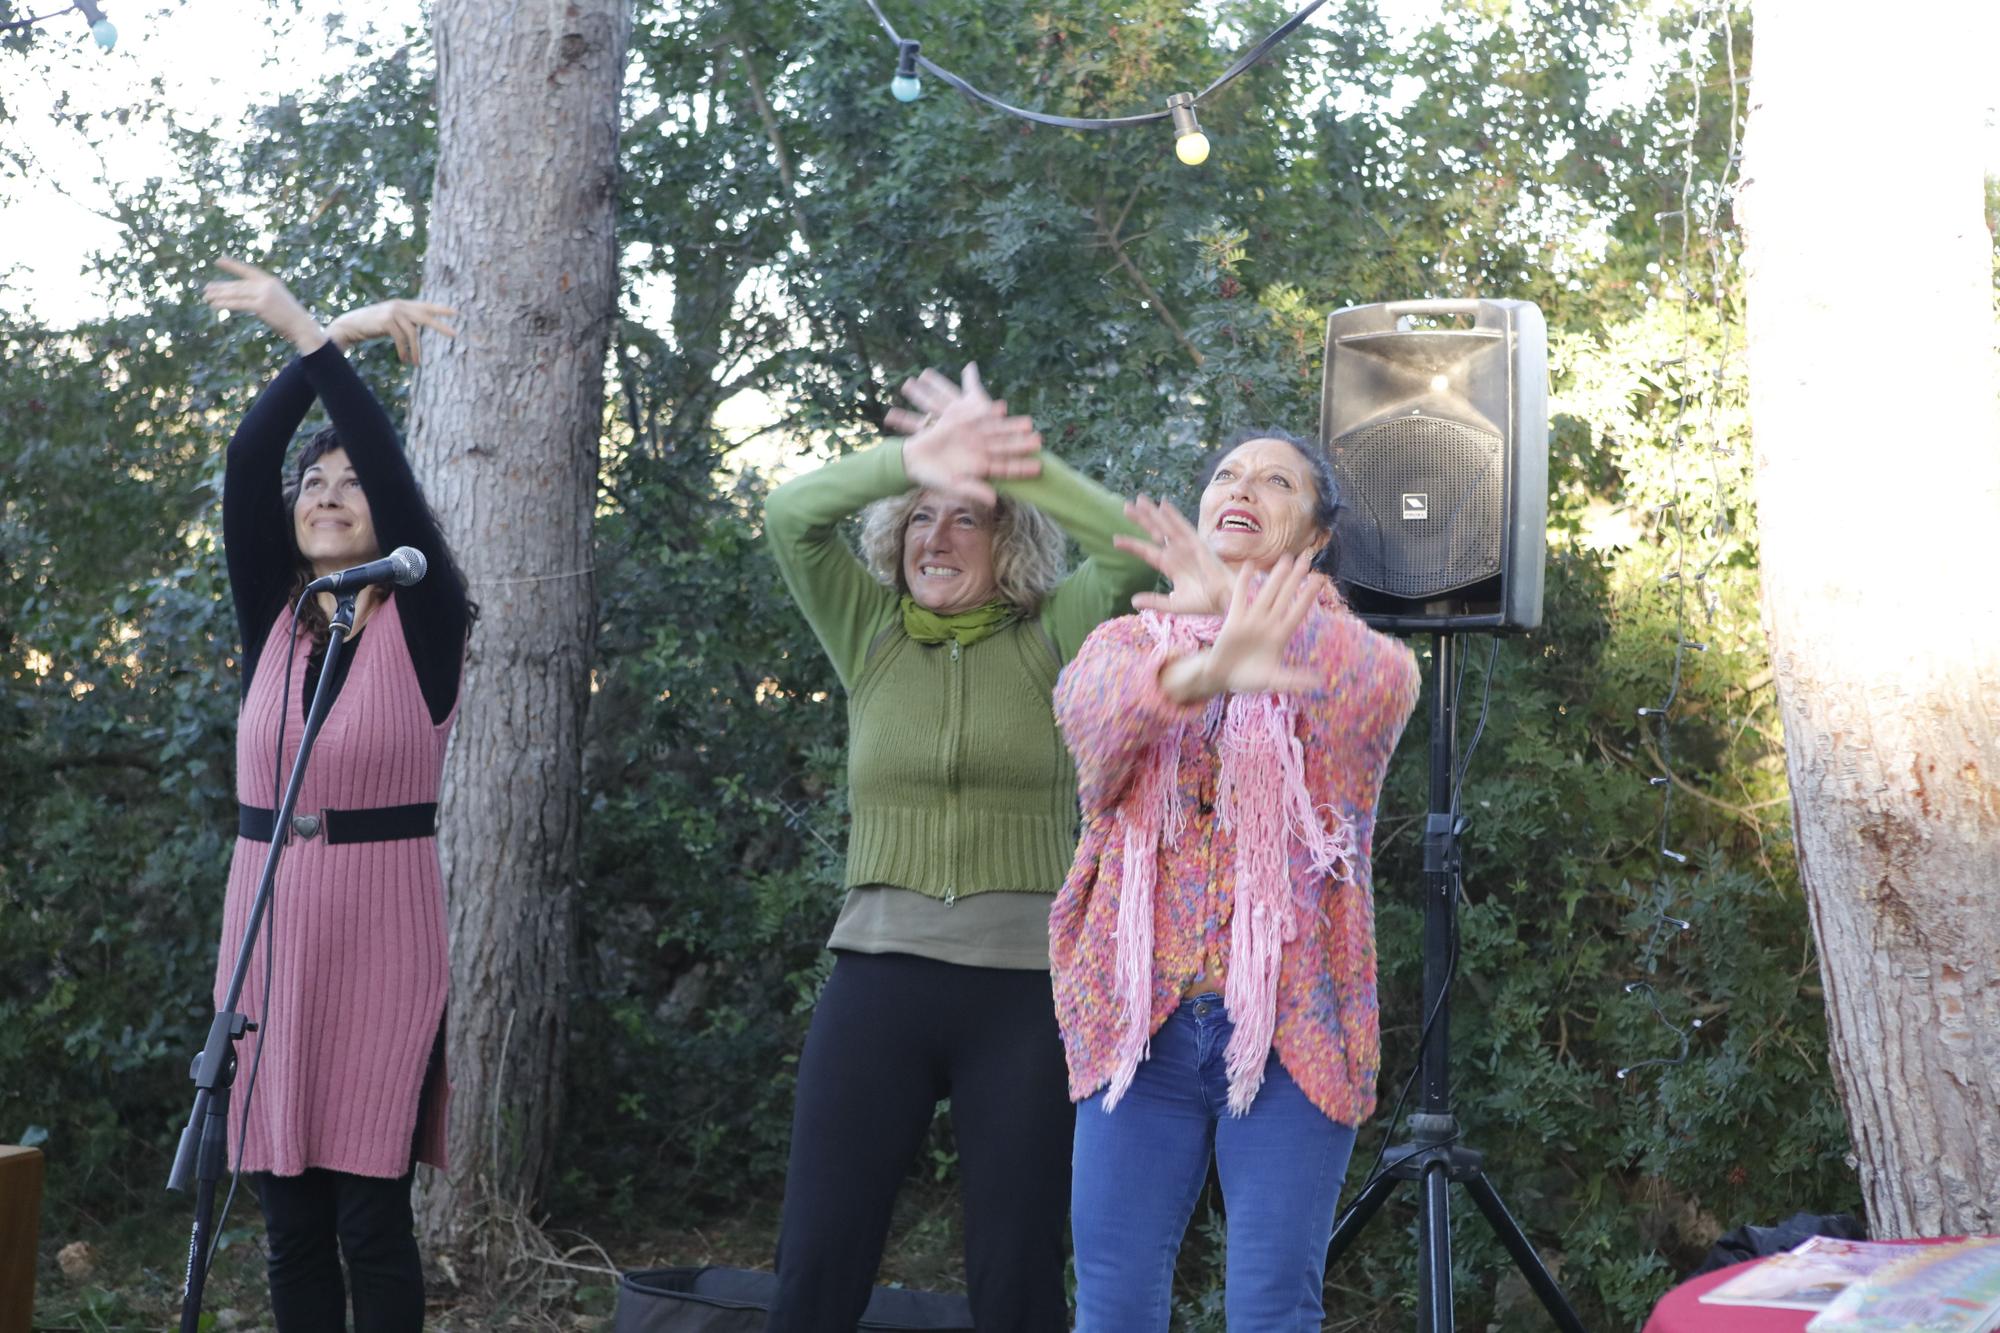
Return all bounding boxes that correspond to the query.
[1051,429,1421,1330]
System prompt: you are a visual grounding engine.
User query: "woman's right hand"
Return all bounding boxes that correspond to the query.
[326,299,460,365]
[1160,552,1323,702]
[883,363,1042,507]
[202,258,326,353]
[1119,495,1234,616]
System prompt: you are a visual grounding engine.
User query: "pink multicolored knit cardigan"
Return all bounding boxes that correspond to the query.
[1050,584,1420,1125]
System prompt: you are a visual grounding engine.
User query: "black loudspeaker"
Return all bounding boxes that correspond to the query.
[1318,298,1548,633]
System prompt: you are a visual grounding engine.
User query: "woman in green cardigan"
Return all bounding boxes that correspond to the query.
[762,365,1155,1331]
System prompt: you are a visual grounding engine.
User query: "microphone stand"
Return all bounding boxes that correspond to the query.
[170,590,358,1333]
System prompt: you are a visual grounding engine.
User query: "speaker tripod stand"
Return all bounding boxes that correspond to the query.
[1325,631,1589,1333]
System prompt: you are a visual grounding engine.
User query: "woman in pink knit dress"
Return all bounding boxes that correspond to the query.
[1051,429,1422,1329]
[203,259,465,1332]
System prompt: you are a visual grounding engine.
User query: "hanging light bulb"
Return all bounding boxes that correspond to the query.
[75,0,116,48]
[1167,92,1209,166]
[891,40,921,102]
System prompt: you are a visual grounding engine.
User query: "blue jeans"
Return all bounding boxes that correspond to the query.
[1071,994,1358,1332]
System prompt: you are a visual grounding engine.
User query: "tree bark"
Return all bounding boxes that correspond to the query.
[408,0,628,1254]
[1740,0,2000,1236]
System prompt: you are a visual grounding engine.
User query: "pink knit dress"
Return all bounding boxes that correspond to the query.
[216,594,454,1178]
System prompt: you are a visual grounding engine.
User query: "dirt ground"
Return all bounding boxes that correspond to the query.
[31,1181,971,1331]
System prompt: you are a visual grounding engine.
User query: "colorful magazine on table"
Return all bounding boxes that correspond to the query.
[1699,1236,1919,1311]
[1804,1238,2000,1333]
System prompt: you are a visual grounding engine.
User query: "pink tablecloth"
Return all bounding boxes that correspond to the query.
[1643,1238,1959,1333]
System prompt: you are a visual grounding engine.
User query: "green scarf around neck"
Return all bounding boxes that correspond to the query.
[900,595,1018,649]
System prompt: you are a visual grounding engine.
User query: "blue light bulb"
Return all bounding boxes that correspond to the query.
[891,40,921,104]
[90,16,116,48]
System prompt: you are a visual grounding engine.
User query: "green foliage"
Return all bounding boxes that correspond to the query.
[3,1,1862,1328]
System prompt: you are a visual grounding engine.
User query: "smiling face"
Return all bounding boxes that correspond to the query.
[1197,436,1326,572]
[292,447,380,576]
[901,490,1000,614]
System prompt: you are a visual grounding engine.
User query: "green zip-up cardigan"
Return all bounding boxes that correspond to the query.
[765,440,1156,902]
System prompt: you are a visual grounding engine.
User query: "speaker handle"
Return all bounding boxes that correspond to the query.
[1382,299,1483,317]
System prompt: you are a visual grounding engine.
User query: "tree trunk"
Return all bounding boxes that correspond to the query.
[1740,0,2000,1236]
[408,0,628,1256]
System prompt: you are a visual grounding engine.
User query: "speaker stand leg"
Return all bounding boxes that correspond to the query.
[1464,1171,1590,1333]
[1419,1157,1454,1333]
[1326,1159,1402,1267]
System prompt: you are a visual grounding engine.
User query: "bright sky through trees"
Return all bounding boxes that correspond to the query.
[2,0,416,322]
[6,0,1993,328]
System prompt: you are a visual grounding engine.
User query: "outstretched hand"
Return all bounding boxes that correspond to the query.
[327,299,459,365]
[1119,494,1233,616]
[883,363,1041,507]
[1159,551,1323,703]
[202,258,325,352]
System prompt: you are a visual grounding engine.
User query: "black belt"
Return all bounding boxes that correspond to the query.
[238,802,438,845]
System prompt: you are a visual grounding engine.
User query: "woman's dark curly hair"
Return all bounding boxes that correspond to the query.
[1194,426,1343,581]
[281,424,475,642]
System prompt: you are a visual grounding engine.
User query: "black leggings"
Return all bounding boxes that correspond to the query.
[251,1169,423,1332]
[766,951,1074,1332]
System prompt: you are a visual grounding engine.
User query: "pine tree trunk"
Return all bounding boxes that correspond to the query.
[407,0,628,1256]
[1740,1,2000,1236]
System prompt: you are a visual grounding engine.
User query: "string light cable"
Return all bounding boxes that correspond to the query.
[860,0,1331,161]
[1617,978,1702,1081]
[1618,0,1745,1084]
[0,0,117,48]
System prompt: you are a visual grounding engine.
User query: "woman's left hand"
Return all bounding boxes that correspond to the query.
[1159,551,1323,702]
[202,258,326,353]
[886,363,1043,506]
[327,299,460,364]
[1118,495,1233,616]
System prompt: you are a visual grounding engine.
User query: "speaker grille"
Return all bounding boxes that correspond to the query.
[1332,416,1503,598]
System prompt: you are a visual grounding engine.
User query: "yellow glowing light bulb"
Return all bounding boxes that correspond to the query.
[1166,92,1209,167]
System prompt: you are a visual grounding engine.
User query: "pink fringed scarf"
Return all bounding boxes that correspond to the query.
[1102,602,1359,1116]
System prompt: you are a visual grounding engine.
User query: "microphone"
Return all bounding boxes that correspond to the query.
[303,545,428,595]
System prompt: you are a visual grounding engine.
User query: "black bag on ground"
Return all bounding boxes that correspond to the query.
[612,1267,976,1333]
[1689,1210,1868,1277]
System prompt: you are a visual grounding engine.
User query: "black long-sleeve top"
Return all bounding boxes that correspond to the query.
[223,341,469,726]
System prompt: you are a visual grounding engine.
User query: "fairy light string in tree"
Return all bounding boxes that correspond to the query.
[859,0,1327,164]
[1620,0,1748,1084]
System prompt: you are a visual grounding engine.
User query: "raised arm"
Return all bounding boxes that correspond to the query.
[1293,607,1421,829]
[1053,615,1203,817]
[205,259,466,719]
[222,358,318,689]
[299,342,469,723]
[763,442,909,689]
[771,363,1045,687]
[887,366,1154,661]
[1056,559,1394,818]
[998,454,1158,661]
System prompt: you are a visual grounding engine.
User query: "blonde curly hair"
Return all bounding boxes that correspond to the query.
[857,489,1068,616]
